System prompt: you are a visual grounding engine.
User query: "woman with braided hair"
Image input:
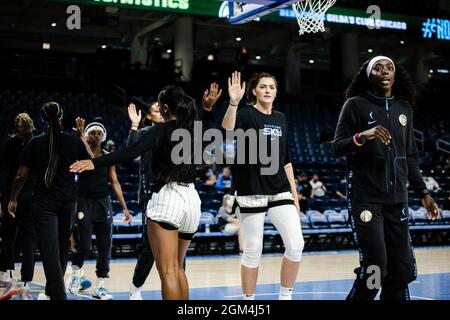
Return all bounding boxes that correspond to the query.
[8,102,90,300]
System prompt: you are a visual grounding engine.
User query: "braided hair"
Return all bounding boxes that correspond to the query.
[40,102,63,188]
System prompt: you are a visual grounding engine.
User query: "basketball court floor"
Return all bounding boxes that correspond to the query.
[21,246,450,300]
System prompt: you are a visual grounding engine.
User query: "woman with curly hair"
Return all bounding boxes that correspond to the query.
[332,56,440,300]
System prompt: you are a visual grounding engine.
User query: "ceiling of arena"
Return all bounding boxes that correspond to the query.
[0,0,449,67]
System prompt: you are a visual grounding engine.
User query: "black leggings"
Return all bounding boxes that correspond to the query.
[347,200,416,300]
[71,197,113,278]
[33,200,76,300]
[132,211,155,288]
[0,194,36,282]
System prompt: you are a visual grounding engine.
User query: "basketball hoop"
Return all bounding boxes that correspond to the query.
[292,0,336,35]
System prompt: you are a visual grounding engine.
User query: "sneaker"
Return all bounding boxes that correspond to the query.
[129,283,143,300]
[92,278,113,300]
[0,281,20,300]
[37,293,50,300]
[12,287,33,300]
[68,269,81,295]
[0,271,12,287]
[79,277,92,291]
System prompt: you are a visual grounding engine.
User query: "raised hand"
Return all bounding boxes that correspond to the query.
[202,82,223,112]
[228,71,246,106]
[128,103,142,129]
[69,160,95,173]
[359,125,391,145]
[72,117,86,137]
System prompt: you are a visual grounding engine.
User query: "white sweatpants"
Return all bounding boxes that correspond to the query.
[237,202,305,268]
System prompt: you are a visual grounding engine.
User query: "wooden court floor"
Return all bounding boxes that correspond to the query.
[27,247,450,294]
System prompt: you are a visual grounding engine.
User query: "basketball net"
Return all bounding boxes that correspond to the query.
[292,0,336,35]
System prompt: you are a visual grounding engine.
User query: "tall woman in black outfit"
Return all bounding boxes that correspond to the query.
[8,102,90,300]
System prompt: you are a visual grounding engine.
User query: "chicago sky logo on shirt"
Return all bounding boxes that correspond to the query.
[263,125,282,140]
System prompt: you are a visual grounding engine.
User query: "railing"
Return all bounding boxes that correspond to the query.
[436,138,450,155]
[414,129,424,151]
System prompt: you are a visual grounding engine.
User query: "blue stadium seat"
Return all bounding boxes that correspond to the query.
[411,211,428,225]
[327,213,347,228]
[309,213,328,229]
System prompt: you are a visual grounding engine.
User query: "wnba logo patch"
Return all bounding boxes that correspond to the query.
[399,114,407,127]
[360,210,373,222]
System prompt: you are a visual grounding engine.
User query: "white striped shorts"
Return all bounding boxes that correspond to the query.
[235,192,295,214]
[146,182,201,234]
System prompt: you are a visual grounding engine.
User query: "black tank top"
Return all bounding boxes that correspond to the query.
[77,150,109,199]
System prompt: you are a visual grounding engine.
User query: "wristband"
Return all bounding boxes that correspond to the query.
[229,102,239,107]
[353,133,364,147]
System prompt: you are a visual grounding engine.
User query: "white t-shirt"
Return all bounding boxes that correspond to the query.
[310,180,326,197]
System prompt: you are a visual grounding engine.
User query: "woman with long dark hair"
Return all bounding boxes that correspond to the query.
[0,113,36,290]
[222,71,304,300]
[126,101,164,300]
[332,56,440,300]
[70,86,206,300]
[8,102,90,300]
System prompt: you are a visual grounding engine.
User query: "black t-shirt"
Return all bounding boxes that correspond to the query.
[78,150,110,199]
[231,105,291,196]
[93,121,196,192]
[0,135,34,201]
[20,132,90,203]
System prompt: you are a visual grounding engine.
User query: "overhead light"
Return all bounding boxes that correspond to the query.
[42,43,50,50]
[437,69,449,74]
[154,37,160,41]
[309,59,315,64]
[207,54,214,61]
[101,45,107,49]
[429,70,434,74]
[51,22,56,27]
[166,49,172,54]
[400,40,405,44]
[368,49,373,53]
[256,55,261,60]
[235,37,242,42]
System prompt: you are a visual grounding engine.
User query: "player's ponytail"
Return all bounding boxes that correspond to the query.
[41,101,63,188]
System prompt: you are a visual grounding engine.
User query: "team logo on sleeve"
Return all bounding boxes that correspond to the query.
[77,211,85,220]
[399,114,407,127]
[360,210,373,222]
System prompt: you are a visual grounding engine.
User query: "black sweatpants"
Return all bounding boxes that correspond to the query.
[0,193,36,282]
[132,207,155,288]
[32,200,76,300]
[72,196,113,279]
[347,200,417,300]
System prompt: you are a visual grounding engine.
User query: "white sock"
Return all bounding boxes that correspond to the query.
[97,278,105,289]
[279,286,293,300]
[71,265,81,276]
[242,294,255,300]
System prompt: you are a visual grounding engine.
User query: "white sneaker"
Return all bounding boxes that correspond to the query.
[0,271,12,287]
[92,278,113,300]
[37,293,50,300]
[68,268,81,295]
[129,283,143,300]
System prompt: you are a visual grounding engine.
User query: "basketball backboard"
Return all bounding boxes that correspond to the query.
[227,0,297,24]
